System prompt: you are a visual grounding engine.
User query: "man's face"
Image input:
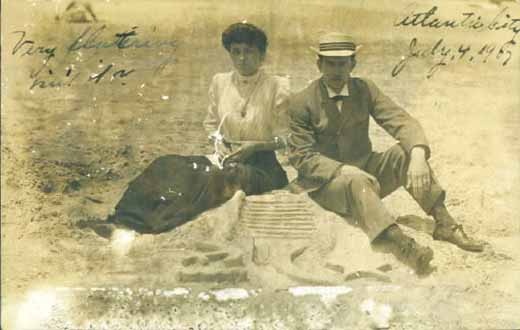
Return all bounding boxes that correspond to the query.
[229,43,265,76]
[318,56,355,91]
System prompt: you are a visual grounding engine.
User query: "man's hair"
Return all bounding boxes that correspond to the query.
[221,22,268,54]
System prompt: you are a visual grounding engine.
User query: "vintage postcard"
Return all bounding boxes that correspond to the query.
[2,0,519,329]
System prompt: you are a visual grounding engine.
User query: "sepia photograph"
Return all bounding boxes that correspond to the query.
[1,0,519,329]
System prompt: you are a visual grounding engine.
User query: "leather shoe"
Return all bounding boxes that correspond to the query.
[433,224,485,252]
[392,237,434,275]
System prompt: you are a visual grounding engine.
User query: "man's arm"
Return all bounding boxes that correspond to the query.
[287,99,343,183]
[365,79,432,196]
[365,79,431,159]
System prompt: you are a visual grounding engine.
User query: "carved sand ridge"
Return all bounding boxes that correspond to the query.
[240,191,316,240]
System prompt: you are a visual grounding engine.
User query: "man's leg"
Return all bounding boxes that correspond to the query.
[309,172,434,273]
[310,172,392,241]
[365,144,485,252]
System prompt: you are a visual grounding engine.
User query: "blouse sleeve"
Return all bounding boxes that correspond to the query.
[203,75,220,136]
[271,75,292,144]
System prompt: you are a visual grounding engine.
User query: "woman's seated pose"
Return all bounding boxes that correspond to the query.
[204,21,291,195]
[83,22,291,237]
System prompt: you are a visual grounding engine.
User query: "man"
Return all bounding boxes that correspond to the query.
[287,32,485,274]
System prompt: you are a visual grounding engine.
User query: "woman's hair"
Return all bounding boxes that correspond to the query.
[221,22,268,54]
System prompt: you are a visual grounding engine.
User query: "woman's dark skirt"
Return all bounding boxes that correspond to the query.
[109,151,288,234]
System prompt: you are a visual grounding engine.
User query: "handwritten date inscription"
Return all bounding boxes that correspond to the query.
[392,5,519,78]
[392,37,515,78]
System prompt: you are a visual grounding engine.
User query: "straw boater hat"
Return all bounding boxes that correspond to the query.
[310,32,362,57]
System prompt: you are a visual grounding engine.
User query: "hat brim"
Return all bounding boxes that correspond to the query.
[310,45,362,57]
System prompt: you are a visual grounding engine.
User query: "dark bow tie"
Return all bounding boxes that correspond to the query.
[331,95,347,101]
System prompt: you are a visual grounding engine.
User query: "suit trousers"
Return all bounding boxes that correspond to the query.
[309,144,445,242]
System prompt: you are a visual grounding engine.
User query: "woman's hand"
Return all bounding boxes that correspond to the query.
[215,139,233,161]
[209,132,233,161]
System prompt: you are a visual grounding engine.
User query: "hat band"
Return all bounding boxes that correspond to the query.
[319,42,356,51]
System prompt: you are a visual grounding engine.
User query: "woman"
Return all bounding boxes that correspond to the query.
[83,23,290,237]
[204,22,290,195]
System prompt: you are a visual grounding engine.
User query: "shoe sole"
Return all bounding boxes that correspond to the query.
[433,235,485,253]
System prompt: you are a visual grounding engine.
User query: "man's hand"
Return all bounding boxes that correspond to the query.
[223,142,260,166]
[406,147,431,198]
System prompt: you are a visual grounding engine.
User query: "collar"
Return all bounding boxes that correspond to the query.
[233,69,263,86]
[325,81,349,98]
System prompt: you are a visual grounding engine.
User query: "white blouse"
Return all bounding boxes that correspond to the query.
[203,69,290,144]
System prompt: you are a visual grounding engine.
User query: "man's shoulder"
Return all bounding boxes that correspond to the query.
[291,79,321,104]
[350,76,372,88]
[351,76,379,96]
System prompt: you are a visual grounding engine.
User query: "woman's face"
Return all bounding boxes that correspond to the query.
[228,43,265,76]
